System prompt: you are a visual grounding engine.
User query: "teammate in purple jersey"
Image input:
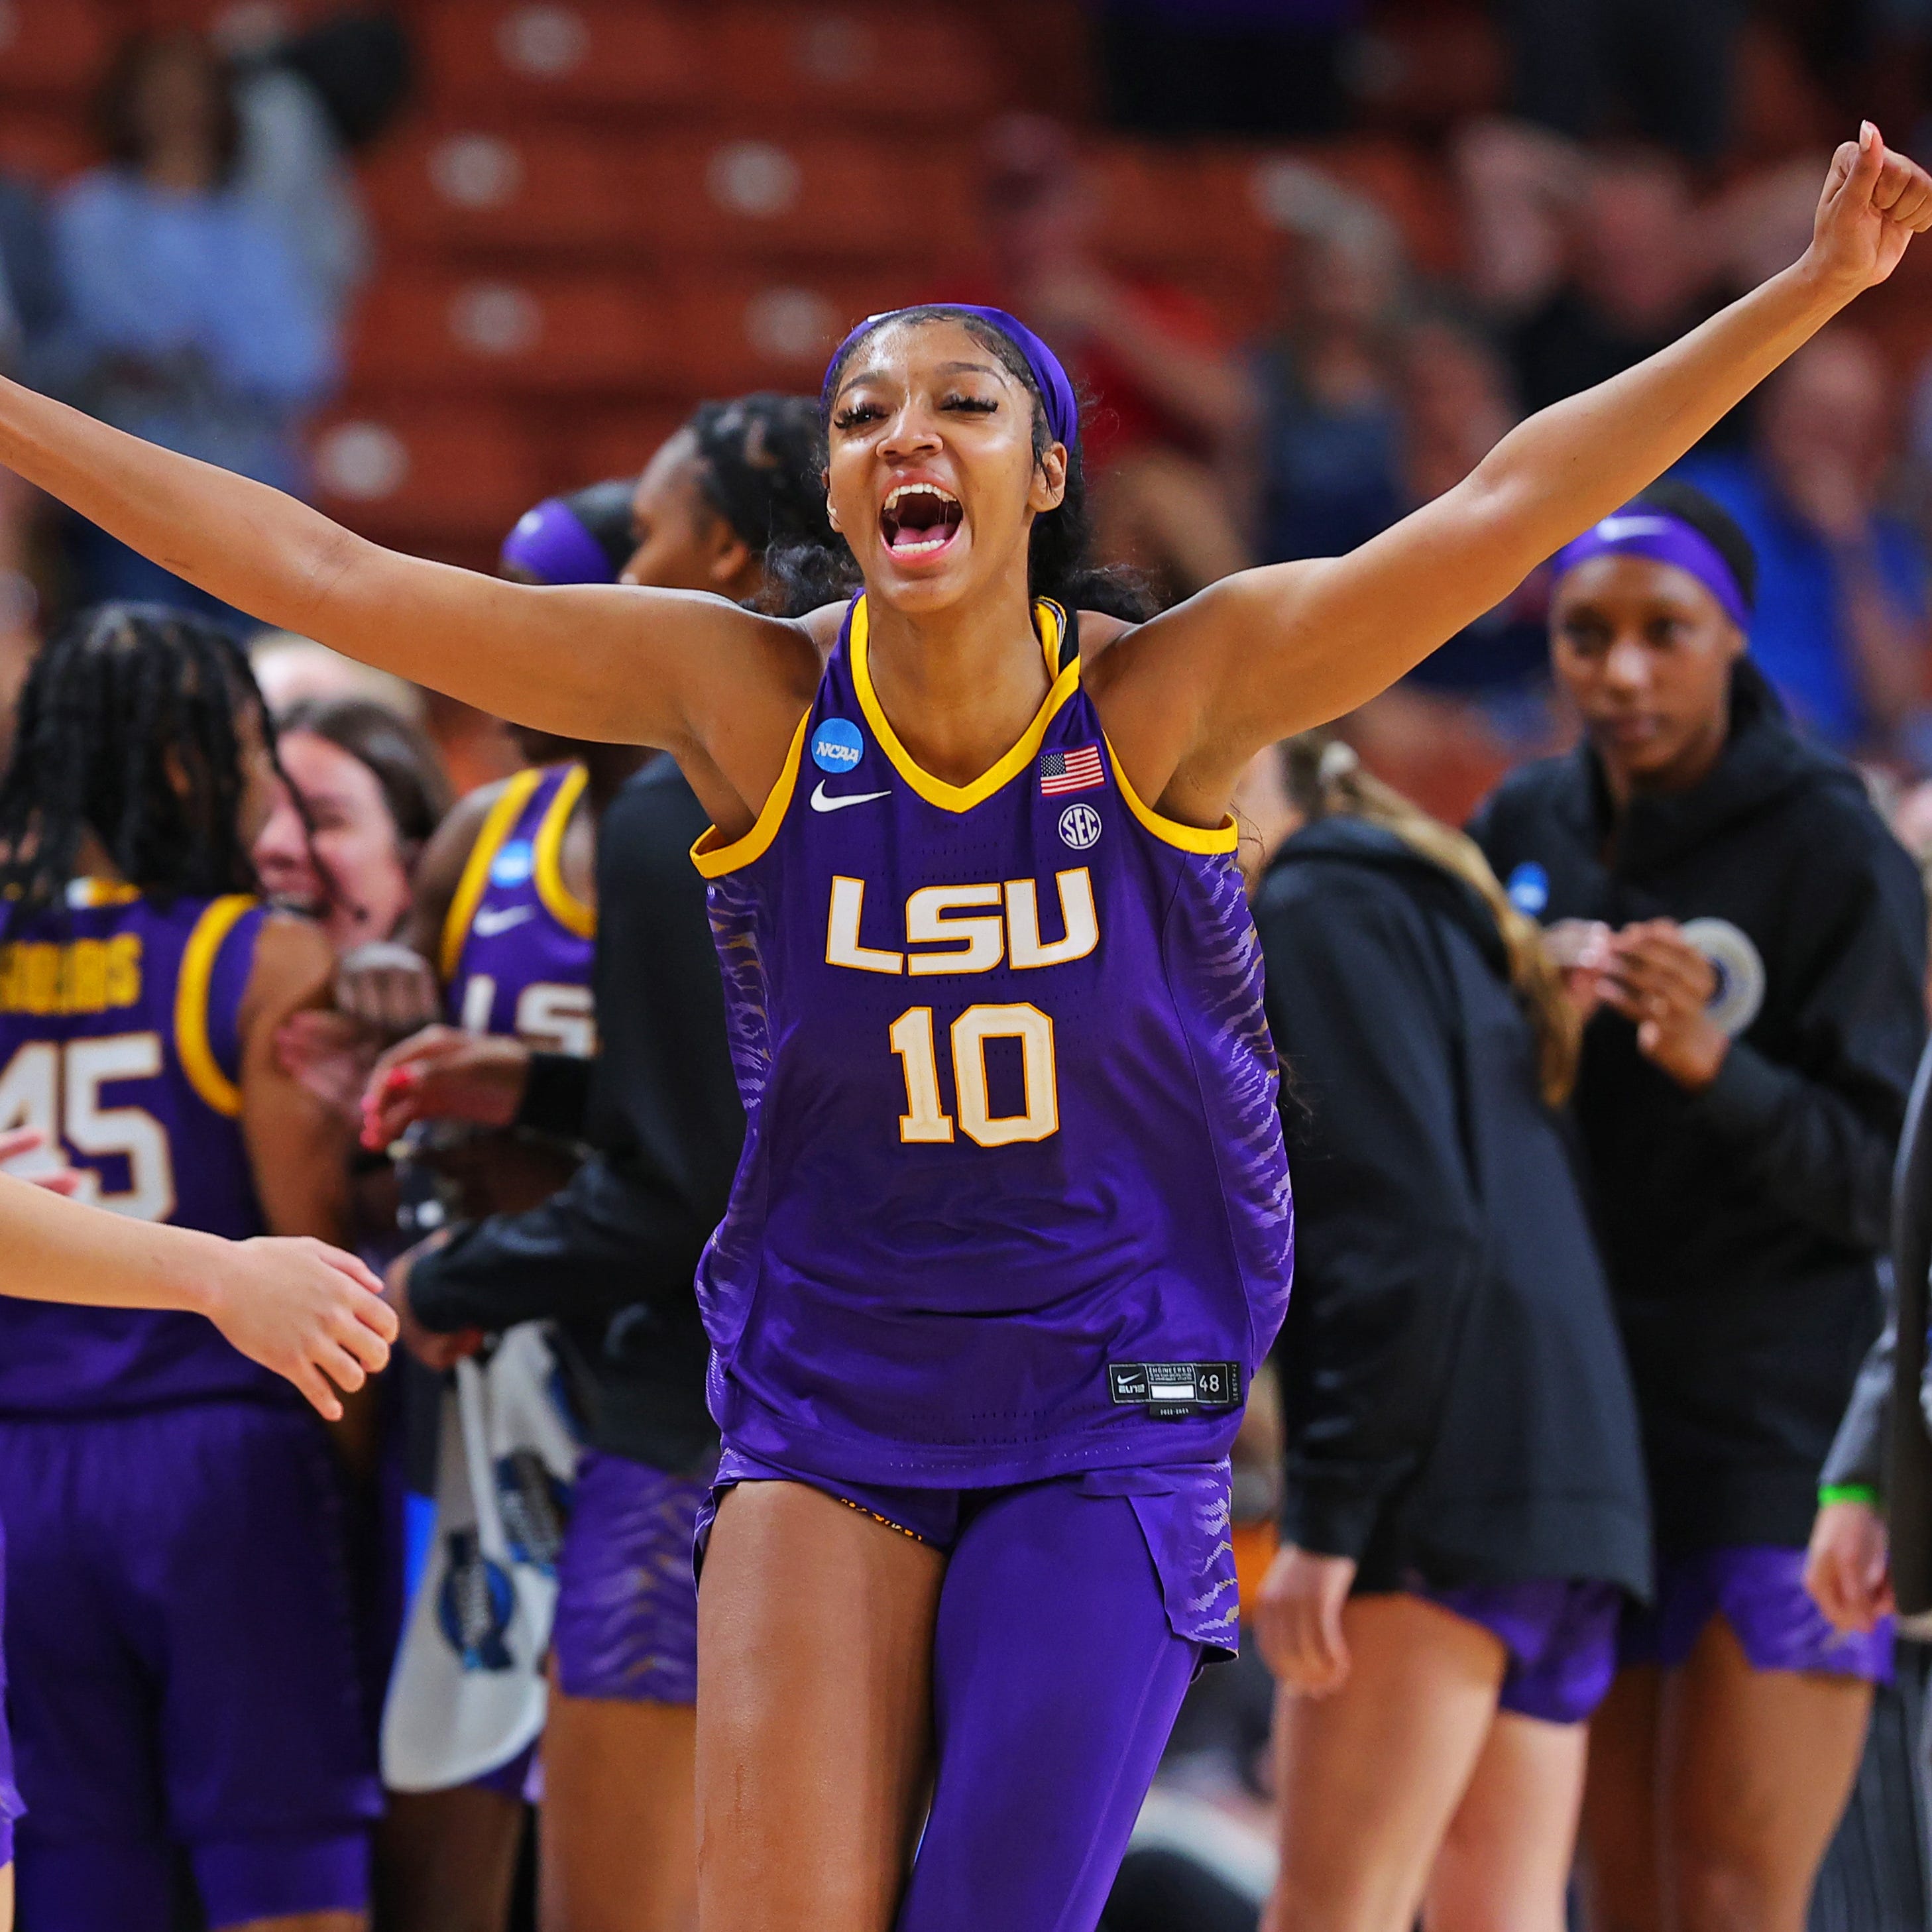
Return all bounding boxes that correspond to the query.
[0,607,384,1932]
[0,127,1921,1932]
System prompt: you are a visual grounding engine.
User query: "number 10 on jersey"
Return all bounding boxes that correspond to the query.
[889,1003,1058,1147]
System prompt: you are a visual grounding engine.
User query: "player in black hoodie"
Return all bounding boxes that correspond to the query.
[1255,738,1649,1932]
[1471,481,1926,1932]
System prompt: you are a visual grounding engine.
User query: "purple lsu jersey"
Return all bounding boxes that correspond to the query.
[0,885,276,1413]
[442,762,596,1055]
[692,596,1293,1487]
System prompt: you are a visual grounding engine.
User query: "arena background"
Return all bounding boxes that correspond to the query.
[3,3,1932,1927]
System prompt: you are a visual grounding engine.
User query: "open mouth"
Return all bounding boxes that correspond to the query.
[880,482,964,557]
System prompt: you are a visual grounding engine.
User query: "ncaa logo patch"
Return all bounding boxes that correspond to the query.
[489,840,534,888]
[811,718,864,773]
[1680,917,1766,1037]
[1058,803,1102,850]
[1506,861,1550,915]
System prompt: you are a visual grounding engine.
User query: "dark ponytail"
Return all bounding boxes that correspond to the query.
[769,306,1155,623]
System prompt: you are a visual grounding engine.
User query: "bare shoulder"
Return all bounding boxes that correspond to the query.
[242,909,335,1028]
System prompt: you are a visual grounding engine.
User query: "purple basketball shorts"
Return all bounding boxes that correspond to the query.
[1618,1545,1894,1681]
[1411,1577,1624,1725]
[551,1449,709,1705]
[0,1402,382,1931]
[0,1516,22,1872]
[698,1444,1231,1932]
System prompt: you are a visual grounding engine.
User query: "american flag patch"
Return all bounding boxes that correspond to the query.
[1040,744,1105,797]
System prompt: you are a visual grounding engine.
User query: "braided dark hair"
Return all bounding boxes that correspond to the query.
[0,604,268,931]
[685,393,838,606]
[767,307,1155,623]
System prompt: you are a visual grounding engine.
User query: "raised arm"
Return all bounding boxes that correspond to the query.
[0,376,818,814]
[1109,127,1932,810]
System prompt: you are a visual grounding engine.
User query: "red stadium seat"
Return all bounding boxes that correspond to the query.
[344,270,671,394]
[309,402,544,545]
[0,1,114,99]
[708,5,996,125]
[359,126,650,255]
[418,2,701,115]
[624,134,977,263]
[551,404,693,494]
[656,272,901,396]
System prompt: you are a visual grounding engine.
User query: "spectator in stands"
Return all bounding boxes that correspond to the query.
[1501,0,1746,162]
[1679,327,1932,765]
[55,28,338,615]
[1504,148,1715,418]
[1251,173,1406,568]
[977,114,1257,600]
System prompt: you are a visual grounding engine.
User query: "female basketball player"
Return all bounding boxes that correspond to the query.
[1470,483,1925,1932]
[0,129,1919,1932]
[1255,740,1646,1932]
[367,398,829,1932]
[0,1143,394,1932]
[0,607,385,1932]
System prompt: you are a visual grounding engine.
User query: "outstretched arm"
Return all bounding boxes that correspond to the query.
[0,374,817,809]
[1111,127,1932,811]
[0,1171,396,1420]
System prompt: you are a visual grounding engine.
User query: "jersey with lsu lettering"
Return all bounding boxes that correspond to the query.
[692,595,1293,1487]
[441,762,597,1057]
[0,884,276,1413]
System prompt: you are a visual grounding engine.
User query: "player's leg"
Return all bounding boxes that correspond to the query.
[1424,1711,1588,1932]
[1266,1596,1505,1932]
[1,1859,11,1932]
[1576,1666,1665,1932]
[696,1479,946,1932]
[891,1481,1200,1932]
[1658,1615,1872,1932]
[375,1785,526,1932]
[542,1696,696,1932]
[541,1452,707,1932]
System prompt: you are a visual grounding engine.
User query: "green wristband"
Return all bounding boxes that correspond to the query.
[1819,1483,1880,1508]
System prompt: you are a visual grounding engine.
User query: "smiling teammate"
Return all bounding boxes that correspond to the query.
[0,129,1919,1931]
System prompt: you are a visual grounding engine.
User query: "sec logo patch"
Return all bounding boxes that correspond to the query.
[1058,803,1102,850]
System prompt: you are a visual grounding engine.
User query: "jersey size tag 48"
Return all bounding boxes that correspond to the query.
[1108,1361,1241,1419]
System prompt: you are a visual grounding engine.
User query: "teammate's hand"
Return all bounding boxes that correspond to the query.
[360,1025,533,1151]
[0,1125,85,1195]
[1543,919,1615,1023]
[203,1235,399,1422]
[335,939,441,1036]
[1600,920,1728,1090]
[1804,123,1932,298]
[1253,1545,1357,1696]
[276,1009,384,1125]
[1805,1497,1895,1634]
[385,1239,485,1372]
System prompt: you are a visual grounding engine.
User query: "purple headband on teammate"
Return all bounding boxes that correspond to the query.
[822,305,1082,451]
[1551,509,1752,631]
[500,496,617,587]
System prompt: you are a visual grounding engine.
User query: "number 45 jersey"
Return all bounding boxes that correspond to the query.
[693,597,1293,1487]
[0,885,277,1414]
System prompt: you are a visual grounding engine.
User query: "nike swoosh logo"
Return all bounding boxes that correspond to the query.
[473,905,536,937]
[810,781,891,814]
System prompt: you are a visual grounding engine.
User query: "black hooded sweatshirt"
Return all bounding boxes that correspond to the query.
[1256,817,1651,1597]
[1471,663,1927,1555]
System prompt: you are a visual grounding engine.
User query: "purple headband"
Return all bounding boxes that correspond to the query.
[822,304,1081,451]
[500,496,617,587]
[1551,509,1751,631]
